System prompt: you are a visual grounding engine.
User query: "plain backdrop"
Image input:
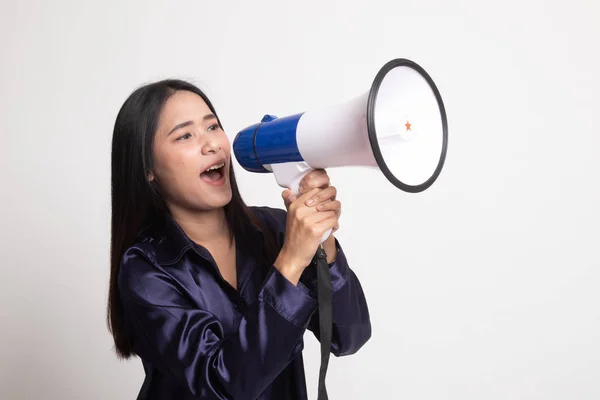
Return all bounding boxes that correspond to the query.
[1,1,599,399]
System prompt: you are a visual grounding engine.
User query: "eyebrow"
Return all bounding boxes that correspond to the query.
[167,114,217,136]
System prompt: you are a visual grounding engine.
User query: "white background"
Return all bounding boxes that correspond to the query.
[1,1,599,399]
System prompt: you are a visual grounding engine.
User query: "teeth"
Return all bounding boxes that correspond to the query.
[205,163,224,172]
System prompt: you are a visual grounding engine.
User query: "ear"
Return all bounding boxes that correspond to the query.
[147,171,155,182]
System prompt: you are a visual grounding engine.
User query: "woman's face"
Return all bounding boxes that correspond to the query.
[149,90,233,212]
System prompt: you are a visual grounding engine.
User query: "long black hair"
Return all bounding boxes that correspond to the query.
[107,79,279,358]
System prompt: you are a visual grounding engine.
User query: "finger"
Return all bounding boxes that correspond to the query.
[305,186,337,206]
[311,214,340,236]
[316,199,341,215]
[281,189,295,209]
[289,188,321,214]
[299,169,330,194]
[304,210,337,226]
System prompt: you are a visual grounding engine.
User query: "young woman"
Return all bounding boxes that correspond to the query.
[107,79,371,400]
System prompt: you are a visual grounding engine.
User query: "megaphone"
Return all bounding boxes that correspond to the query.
[233,58,448,240]
[233,58,448,400]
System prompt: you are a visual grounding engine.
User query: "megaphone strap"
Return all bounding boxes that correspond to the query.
[315,244,332,400]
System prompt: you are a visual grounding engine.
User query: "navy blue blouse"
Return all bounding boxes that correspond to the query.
[118,206,371,399]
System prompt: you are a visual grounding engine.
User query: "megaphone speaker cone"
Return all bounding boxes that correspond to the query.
[367,58,448,193]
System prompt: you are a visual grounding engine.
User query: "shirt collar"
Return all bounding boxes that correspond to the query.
[137,210,264,266]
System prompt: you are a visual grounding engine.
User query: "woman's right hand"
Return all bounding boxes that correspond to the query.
[274,186,340,286]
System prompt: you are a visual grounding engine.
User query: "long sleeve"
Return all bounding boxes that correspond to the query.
[261,207,372,357]
[299,238,372,356]
[118,247,318,400]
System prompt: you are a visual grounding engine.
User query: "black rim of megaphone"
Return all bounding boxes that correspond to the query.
[367,58,448,193]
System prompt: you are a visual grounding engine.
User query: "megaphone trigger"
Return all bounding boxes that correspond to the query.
[267,160,312,196]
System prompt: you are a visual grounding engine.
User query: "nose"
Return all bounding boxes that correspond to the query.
[202,139,221,155]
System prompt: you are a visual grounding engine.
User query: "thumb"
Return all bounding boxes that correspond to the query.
[281,189,297,205]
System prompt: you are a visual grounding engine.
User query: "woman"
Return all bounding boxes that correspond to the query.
[107,79,371,400]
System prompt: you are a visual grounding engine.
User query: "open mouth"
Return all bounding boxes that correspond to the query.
[200,162,226,183]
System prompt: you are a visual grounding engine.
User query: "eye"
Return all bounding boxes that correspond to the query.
[207,123,220,131]
[176,132,192,140]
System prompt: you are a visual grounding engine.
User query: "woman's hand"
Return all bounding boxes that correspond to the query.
[282,169,341,221]
[274,170,342,285]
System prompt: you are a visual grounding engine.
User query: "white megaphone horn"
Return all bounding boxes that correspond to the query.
[233,58,448,241]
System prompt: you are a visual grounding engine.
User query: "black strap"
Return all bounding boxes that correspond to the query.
[315,244,332,400]
[136,363,152,400]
